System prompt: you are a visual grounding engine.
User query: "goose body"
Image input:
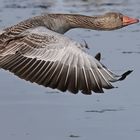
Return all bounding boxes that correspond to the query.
[0,12,139,94]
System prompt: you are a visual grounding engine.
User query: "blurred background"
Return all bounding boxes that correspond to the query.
[0,0,140,140]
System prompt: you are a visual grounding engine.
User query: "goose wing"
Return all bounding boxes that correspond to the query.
[0,27,131,94]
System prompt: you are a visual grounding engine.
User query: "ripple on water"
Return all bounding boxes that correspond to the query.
[69,134,80,138]
[85,108,124,113]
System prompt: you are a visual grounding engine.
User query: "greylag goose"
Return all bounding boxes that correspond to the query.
[0,12,139,94]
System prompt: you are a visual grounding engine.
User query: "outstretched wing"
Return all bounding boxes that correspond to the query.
[0,27,131,94]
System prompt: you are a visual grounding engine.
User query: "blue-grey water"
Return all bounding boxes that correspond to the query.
[0,0,140,140]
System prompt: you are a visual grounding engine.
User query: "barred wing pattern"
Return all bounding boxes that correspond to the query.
[0,27,131,94]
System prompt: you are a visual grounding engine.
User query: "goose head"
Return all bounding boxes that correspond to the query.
[93,12,139,30]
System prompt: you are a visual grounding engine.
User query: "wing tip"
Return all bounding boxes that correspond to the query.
[95,52,101,61]
[119,70,133,81]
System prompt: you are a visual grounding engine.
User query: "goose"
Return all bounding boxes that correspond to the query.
[0,12,139,94]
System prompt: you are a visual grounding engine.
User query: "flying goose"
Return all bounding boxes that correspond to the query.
[0,12,139,94]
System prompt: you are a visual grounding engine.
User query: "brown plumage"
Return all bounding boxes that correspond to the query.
[0,12,139,94]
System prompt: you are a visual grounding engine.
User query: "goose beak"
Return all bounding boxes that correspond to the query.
[123,15,139,26]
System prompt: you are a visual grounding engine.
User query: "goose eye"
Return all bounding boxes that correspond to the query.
[119,14,123,21]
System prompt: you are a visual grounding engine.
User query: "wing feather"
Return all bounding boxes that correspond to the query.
[0,27,131,94]
[36,61,51,83]
[31,60,46,82]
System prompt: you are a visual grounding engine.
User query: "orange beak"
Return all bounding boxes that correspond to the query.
[123,15,139,26]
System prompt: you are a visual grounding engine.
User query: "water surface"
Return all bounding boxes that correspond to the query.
[0,0,140,140]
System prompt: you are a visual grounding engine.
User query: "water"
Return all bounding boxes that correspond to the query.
[0,0,140,140]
